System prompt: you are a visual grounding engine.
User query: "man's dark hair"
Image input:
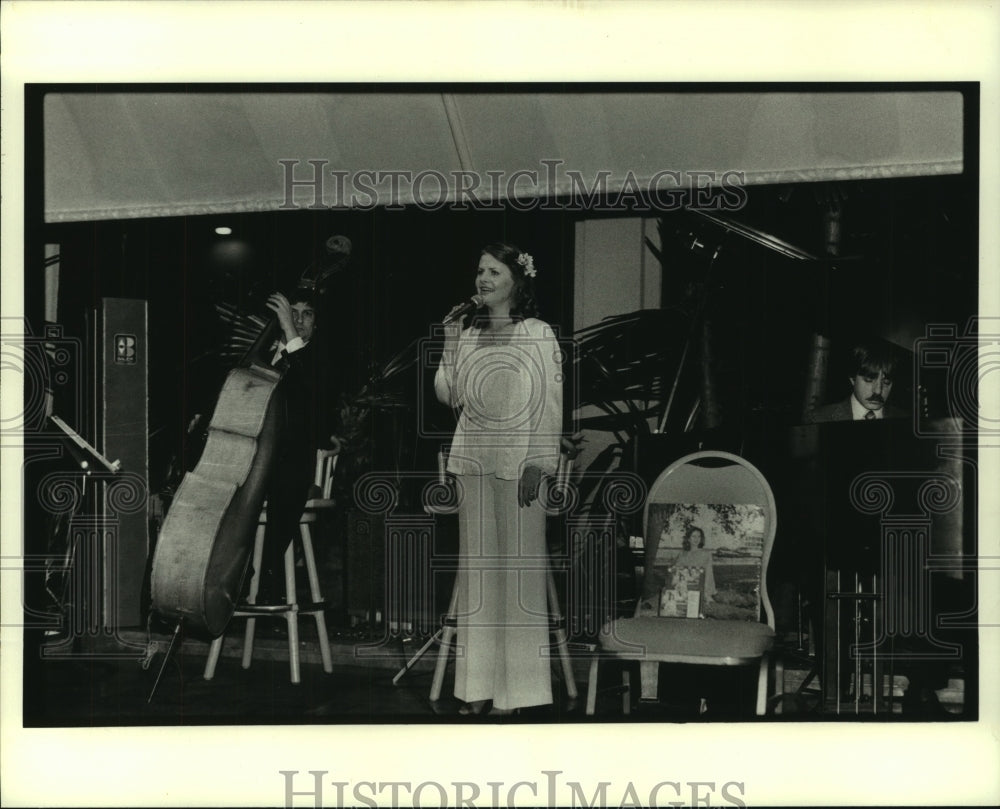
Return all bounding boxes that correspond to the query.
[289,287,319,310]
[849,340,895,377]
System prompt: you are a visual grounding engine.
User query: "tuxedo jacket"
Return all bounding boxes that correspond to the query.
[260,338,337,570]
[807,396,906,424]
[277,338,338,468]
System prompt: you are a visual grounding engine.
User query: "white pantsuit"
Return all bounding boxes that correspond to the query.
[434,317,562,710]
[453,474,551,710]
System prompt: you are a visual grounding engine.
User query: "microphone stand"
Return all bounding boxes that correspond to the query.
[42,415,122,656]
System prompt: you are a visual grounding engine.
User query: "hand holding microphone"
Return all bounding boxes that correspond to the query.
[443,294,485,326]
[442,295,483,360]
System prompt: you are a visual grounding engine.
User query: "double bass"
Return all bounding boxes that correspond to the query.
[150,236,350,637]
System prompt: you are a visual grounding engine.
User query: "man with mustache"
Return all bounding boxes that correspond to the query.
[808,340,905,423]
[804,339,951,715]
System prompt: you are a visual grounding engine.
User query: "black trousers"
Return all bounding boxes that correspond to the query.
[256,447,313,601]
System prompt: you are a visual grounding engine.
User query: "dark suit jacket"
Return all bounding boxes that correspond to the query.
[279,339,330,464]
[260,338,338,577]
[807,396,906,424]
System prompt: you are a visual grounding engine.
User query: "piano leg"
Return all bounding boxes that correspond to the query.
[822,569,842,712]
[824,569,886,715]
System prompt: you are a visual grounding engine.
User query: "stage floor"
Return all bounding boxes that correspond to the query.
[20,620,967,726]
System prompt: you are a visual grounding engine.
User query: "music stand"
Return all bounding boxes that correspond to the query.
[49,414,121,474]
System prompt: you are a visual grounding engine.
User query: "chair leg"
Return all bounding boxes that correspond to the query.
[430,624,455,702]
[552,626,578,700]
[622,667,632,715]
[247,524,265,603]
[585,655,598,715]
[639,661,658,701]
[756,654,769,716]
[429,584,460,702]
[240,526,266,670]
[284,542,301,684]
[204,636,223,680]
[300,523,333,674]
[311,604,333,674]
[773,654,785,715]
[241,618,256,670]
[546,567,577,699]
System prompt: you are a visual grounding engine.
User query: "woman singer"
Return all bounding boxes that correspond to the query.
[434,241,563,715]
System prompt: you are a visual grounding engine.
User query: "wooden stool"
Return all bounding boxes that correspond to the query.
[204,449,338,684]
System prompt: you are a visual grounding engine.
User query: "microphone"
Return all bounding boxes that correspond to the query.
[443,294,485,324]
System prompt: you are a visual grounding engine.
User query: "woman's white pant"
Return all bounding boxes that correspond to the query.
[453,474,552,711]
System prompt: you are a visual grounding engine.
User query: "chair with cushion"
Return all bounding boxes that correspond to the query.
[585,450,778,716]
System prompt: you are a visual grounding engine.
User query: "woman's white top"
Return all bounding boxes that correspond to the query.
[434,317,563,480]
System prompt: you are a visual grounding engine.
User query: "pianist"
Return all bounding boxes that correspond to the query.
[804,337,953,716]
[807,339,905,423]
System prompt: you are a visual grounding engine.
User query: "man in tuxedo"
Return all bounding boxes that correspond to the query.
[254,288,337,603]
[805,338,952,716]
[808,340,905,423]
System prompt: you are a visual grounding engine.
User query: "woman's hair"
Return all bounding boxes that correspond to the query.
[475,241,538,321]
[683,526,706,551]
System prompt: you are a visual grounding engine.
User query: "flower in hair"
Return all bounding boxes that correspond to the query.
[517,252,536,277]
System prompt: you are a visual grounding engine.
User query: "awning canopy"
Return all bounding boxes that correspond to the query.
[44,90,964,223]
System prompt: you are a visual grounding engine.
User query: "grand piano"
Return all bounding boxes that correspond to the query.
[570,188,978,717]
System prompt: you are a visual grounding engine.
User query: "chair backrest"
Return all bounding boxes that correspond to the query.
[314,447,340,500]
[638,451,777,628]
